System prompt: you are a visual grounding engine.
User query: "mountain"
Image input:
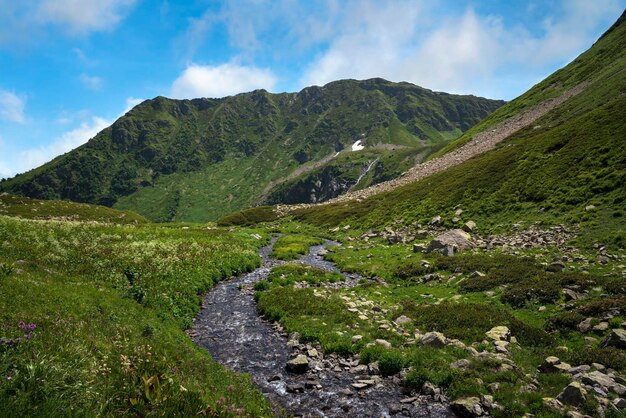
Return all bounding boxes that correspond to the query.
[0,79,503,222]
[290,9,626,249]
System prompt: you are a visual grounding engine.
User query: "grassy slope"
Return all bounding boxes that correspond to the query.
[0,193,147,224]
[293,14,626,249]
[0,217,272,416]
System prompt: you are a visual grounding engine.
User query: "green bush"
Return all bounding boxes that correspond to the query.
[544,311,585,333]
[566,347,626,372]
[378,350,405,376]
[501,279,561,307]
[0,262,15,278]
[217,206,279,226]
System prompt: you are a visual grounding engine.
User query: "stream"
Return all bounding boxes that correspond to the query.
[191,237,453,417]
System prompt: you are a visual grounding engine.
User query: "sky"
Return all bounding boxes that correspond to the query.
[0,0,624,179]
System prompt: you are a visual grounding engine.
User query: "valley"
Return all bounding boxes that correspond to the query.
[1,7,625,418]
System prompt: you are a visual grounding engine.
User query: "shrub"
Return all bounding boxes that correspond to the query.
[0,262,15,278]
[566,347,626,372]
[378,350,405,376]
[501,279,561,307]
[544,312,585,333]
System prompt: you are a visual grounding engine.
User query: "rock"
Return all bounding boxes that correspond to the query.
[450,359,471,370]
[286,355,309,373]
[394,315,412,326]
[470,270,485,278]
[579,370,616,389]
[578,317,593,333]
[557,381,587,407]
[351,335,363,343]
[600,329,626,349]
[613,398,626,409]
[307,348,319,357]
[539,356,571,373]
[463,221,476,233]
[421,381,440,396]
[375,339,392,349]
[455,209,464,217]
[421,331,447,348]
[593,322,609,333]
[412,243,427,253]
[542,397,565,413]
[430,216,442,226]
[562,288,579,301]
[585,205,596,211]
[485,326,510,342]
[268,374,281,382]
[368,361,380,375]
[286,384,305,393]
[427,229,472,253]
[442,245,456,257]
[451,397,484,417]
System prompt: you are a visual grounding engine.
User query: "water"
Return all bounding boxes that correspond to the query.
[191,237,453,417]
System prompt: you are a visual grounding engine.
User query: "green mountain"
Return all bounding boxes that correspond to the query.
[292,10,626,249]
[0,79,503,222]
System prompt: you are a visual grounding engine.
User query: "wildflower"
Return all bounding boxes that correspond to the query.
[18,321,25,330]
[24,334,32,340]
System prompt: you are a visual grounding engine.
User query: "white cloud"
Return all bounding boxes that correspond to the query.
[171,63,277,99]
[299,1,623,98]
[36,0,137,34]
[19,116,110,171]
[79,73,103,91]
[0,89,26,123]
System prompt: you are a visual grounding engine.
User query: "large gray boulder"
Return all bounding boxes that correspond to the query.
[600,329,626,349]
[427,229,472,253]
[556,381,587,406]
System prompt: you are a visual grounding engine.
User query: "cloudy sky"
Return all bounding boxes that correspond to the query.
[0,0,624,178]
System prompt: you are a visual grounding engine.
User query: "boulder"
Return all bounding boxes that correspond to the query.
[451,397,484,417]
[351,335,363,343]
[579,370,616,389]
[485,326,510,342]
[463,220,477,233]
[427,229,472,253]
[430,216,442,226]
[578,317,593,333]
[412,243,427,253]
[539,356,571,373]
[600,329,626,349]
[394,315,412,326]
[421,331,447,348]
[375,339,392,349]
[556,381,587,406]
[286,355,309,373]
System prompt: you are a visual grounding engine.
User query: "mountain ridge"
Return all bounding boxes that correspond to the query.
[0,78,504,221]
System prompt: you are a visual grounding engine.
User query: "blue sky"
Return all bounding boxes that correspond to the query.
[0,0,624,178]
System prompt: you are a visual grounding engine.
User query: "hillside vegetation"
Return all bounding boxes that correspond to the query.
[0,214,272,416]
[293,9,626,249]
[0,79,503,222]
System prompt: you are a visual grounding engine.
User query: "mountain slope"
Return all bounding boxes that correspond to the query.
[291,10,626,249]
[0,79,503,222]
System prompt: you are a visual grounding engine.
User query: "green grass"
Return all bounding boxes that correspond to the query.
[269,234,324,260]
[217,206,279,227]
[0,216,272,416]
[255,263,344,291]
[0,194,146,224]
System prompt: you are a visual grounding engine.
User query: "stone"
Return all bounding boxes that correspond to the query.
[442,246,456,257]
[578,317,593,333]
[593,322,609,333]
[451,397,484,417]
[485,326,510,342]
[430,216,442,226]
[539,356,571,373]
[580,370,616,389]
[427,229,472,253]
[412,244,427,253]
[286,384,305,393]
[351,335,363,343]
[368,361,380,375]
[421,331,447,348]
[613,398,626,409]
[470,270,485,278]
[307,348,319,358]
[562,288,579,301]
[556,381,587,407]
[286,355,309,373]
[394,315,412,326]
[542,397,565,413]
[463,220,477,233]
[375,339,392,349]
[600,329,626,349]
[450,359,471,370]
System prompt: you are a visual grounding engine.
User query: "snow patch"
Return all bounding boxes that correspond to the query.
[351,140,365,151]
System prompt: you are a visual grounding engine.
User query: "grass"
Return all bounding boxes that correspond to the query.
[254,263,344,291]
[0,193,146,224]
[0,215,272,416]
[269,234,324,260]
